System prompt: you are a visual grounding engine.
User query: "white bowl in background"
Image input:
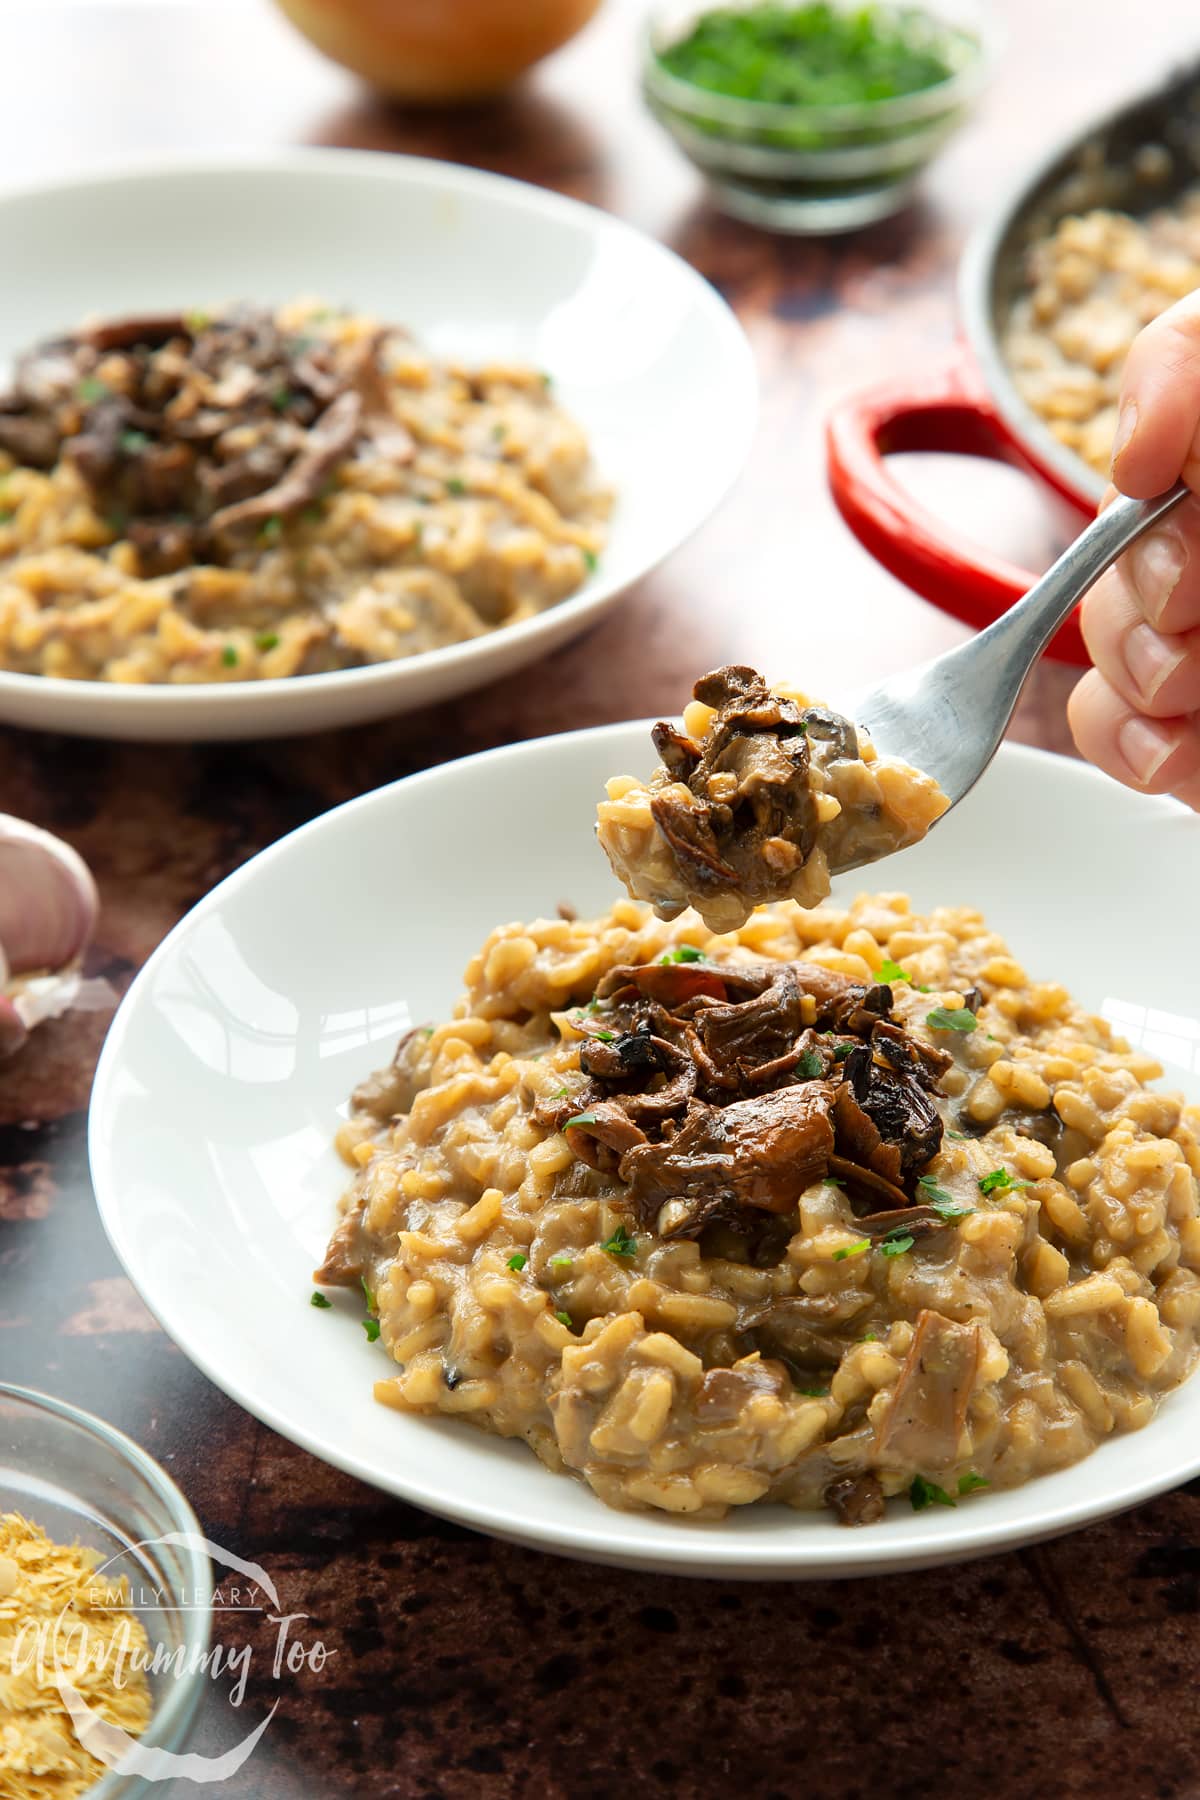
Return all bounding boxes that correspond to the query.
[0,151,755,740]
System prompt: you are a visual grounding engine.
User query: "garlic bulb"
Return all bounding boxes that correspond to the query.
[0,815,99,977]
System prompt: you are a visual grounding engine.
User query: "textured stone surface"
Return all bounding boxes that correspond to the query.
[2,2,1198,1795]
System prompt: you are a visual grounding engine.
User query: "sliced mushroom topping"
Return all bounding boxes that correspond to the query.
[874,1309,981,1466]
[825,1471,886,1527]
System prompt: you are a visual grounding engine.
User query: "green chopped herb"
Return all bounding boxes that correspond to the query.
[270,384,294,412]
[549,1256,574,1273]
[978,1167,1030,1196]
[76,377,110,404]
[860,1332,879,1342]
[801,1387,829,1398]
[947,1130,968,1141]
[879,1232,915,1258]
[986,1033,1000,1043]
[877,958,912,984]
[507,1251,528,1272]
[833,1239,870,1262]
[657,3,961,110]
[119,428,151,454]
[259,515,283,545]
[310,1291,332,1309]
[926,1006,978,1033]
[554,1310,572,1329]
[601,1223,638,1259]
[446,476,467,497]
[832,1042,856,1060]
[0,508,13,525]
[660,944,705,964]
[571,999,602,1020]
[958,1471,990,1495]
[184,309,213,333]
[360,1276,377,1312]
[910,1474,956,1511]
[823,1176,845,1188]
[594,1031,616,1042]
[362,1317,381,1342]
[565,1112,598,1129]
[582,548,598,573]
[221,644,239,668]
[797,1049,823,1079]
[421,1026,435,1038]
[917,1174,972,1220]
[550,1085,572,1099]
[255,631,280,653]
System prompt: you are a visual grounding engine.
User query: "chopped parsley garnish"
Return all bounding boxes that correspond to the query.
[255,631,280,652]
[911,1471,989,1509]
[184,309,213,332]
[594,1031,615,1042]
[362,1317,381,1342]
[926,1006,978,1033]
[270,384,294,412]
[583,548,598,573]
[549,1254,574,1270]
[978,1168,1030,1196]
[877,959,911,984]
[833,1239,870,1261]
[860,1332,879,1342]
[601,1224,638,1259]
[76,376,110,403]
[823,1175,845,1188]
[0,508,13,525]
[797,1049,823,1079]
[310,1291,332,1308]
[507,1252,528,1272]
[446,476,467,496]
[917,1175,972,1220]
[879,1232,915,1258]
[946,1130,968,1141]
[259,515,283,544]
[360,1276,377,1312]
[550,1085,571,1099]
[910,1474,956,1511]
[570,999,602,1021]
[832,1042,855,1060]
[119,428,151,454]
[421,1026,435,1038]
[221,644,239,667]
[660,944,705,964]
[801,1387,829,1398]
[564,1112,598,1129]
[554,1310,572,1329]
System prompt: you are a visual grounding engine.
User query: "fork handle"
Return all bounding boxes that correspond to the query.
[975,481,1191,673]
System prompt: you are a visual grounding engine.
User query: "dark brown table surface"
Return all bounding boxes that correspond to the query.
[4,2,1200,1795]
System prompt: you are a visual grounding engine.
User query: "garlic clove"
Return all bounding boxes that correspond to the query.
[0,816,99,976]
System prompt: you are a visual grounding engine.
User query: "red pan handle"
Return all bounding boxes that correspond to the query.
[825,346,1092,665]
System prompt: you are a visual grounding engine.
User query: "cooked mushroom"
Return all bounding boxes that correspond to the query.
[874,1309,981,1466]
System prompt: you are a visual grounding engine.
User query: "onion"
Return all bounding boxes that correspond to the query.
[0,815,99,977]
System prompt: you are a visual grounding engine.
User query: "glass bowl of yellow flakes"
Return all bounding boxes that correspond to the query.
[0,1383,211,1799]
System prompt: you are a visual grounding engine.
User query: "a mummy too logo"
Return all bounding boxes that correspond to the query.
[8,1533,333,1784]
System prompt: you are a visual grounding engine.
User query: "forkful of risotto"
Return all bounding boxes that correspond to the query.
[596,665,949,934]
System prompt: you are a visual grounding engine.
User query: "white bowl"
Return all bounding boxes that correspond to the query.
[0,151,755,741]
[89,726,1200,1578]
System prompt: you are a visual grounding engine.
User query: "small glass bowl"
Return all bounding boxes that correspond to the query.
[0,1383,211,1798]
[644,0,994,233]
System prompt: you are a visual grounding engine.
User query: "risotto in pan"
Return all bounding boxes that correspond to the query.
[317,889,1200,1524]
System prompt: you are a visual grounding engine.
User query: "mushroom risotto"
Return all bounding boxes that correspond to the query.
[597,666,949,933]
[0,301,608,682]
[317,891,1200,1524]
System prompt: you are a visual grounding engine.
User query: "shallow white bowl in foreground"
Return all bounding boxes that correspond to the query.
[0,152,755,741]
[89,727,1200,1577]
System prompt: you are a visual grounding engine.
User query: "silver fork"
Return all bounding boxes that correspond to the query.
[845,481,1191,821]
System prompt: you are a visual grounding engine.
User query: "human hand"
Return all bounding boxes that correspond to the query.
[1067,290,1200,808]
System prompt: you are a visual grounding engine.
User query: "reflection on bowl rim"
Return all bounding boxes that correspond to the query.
[643,0,996,136]
[0,1381,211,1798]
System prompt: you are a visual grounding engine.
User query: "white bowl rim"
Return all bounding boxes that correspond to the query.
[0,146,756,718]
[88,726,1199,1577]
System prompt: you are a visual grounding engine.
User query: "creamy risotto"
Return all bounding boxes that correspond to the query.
[0,301,608,682]
[1004,190,1200,478]
[597,667,948,933]
[317,891,1200,1525]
